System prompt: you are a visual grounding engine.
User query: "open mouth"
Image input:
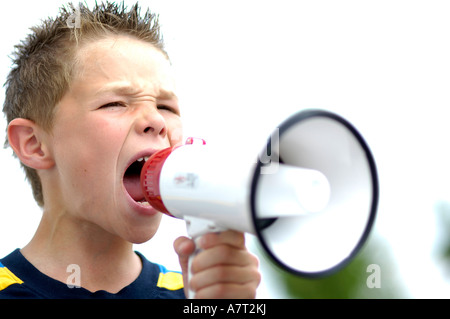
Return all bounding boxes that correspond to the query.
[123,155,150,206]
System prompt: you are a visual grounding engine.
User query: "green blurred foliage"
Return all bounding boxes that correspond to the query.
[434,201,450,277]
[257,233,408,299]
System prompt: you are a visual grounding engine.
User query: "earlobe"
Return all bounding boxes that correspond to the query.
[7,118,55,170]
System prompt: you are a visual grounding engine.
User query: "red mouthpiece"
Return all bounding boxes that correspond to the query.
[140,147,173,216]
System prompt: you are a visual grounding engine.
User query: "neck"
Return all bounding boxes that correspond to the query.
[22,209,142,293]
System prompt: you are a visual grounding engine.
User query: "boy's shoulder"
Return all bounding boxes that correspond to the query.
[0,249,42,299]
[0,249,185,299]
[0,251,36,298]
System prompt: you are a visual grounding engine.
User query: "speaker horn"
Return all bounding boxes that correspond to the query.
[141,109,378,281]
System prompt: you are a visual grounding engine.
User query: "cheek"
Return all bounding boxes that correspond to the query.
[51,117,125,197]
[166,116,183,147]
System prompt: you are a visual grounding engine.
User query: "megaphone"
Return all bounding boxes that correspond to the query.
[140,109,378,295]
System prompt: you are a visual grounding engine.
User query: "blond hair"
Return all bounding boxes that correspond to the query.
[3,1,167,206]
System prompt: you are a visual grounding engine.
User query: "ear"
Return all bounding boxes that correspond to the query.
[7,118,55,170]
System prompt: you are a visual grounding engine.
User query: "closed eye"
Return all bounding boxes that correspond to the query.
[99,101,126,109]
[157,105,179,115]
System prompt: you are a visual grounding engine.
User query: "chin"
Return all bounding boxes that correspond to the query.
[121,213,163,245]
[128,232,157,245]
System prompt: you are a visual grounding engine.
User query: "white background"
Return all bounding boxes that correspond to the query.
[1,0,450,298]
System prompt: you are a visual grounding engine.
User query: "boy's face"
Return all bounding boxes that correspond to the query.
[47,36,181,243]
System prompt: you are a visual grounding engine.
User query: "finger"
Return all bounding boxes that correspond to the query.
[191,245,259,273]
[194,281,259,299]
[173,236,195,273]
[174,236,196,256]
[190,265,261,293]
[198,230,246,250]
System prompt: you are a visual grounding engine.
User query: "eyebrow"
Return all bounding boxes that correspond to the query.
[93,82,178,101]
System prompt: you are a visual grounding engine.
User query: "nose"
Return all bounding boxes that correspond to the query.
[143,125,166,135]
[137,108,167,138]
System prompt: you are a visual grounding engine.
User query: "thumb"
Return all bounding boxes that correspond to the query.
[173,236,195,289]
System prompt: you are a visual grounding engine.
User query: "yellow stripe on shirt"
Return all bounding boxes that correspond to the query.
[156,272,184,291]
[156,264,184,291]
[0,264,23,291]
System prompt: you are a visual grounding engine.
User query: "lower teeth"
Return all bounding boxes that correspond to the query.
[138,201,150,206]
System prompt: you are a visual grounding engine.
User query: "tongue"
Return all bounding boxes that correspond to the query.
[124,174,146,201]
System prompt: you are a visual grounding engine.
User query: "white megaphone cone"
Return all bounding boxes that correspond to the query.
[140,109,378,298]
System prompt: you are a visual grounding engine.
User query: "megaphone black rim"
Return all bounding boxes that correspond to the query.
[250,109,379,278]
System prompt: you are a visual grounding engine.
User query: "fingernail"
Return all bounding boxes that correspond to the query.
[196,236,205,249]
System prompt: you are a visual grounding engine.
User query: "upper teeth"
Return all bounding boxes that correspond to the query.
[137,156,150,162]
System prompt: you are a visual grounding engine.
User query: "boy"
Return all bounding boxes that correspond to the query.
[0,1,260,298]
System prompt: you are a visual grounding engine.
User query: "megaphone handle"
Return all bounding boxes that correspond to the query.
[184,216,227,299]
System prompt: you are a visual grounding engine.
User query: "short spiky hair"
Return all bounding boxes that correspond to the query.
[3,1,167,207]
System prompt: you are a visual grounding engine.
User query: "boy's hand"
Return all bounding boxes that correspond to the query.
[174,230,261,299]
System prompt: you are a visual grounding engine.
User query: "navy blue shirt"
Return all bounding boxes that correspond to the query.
[0,249,185,299]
